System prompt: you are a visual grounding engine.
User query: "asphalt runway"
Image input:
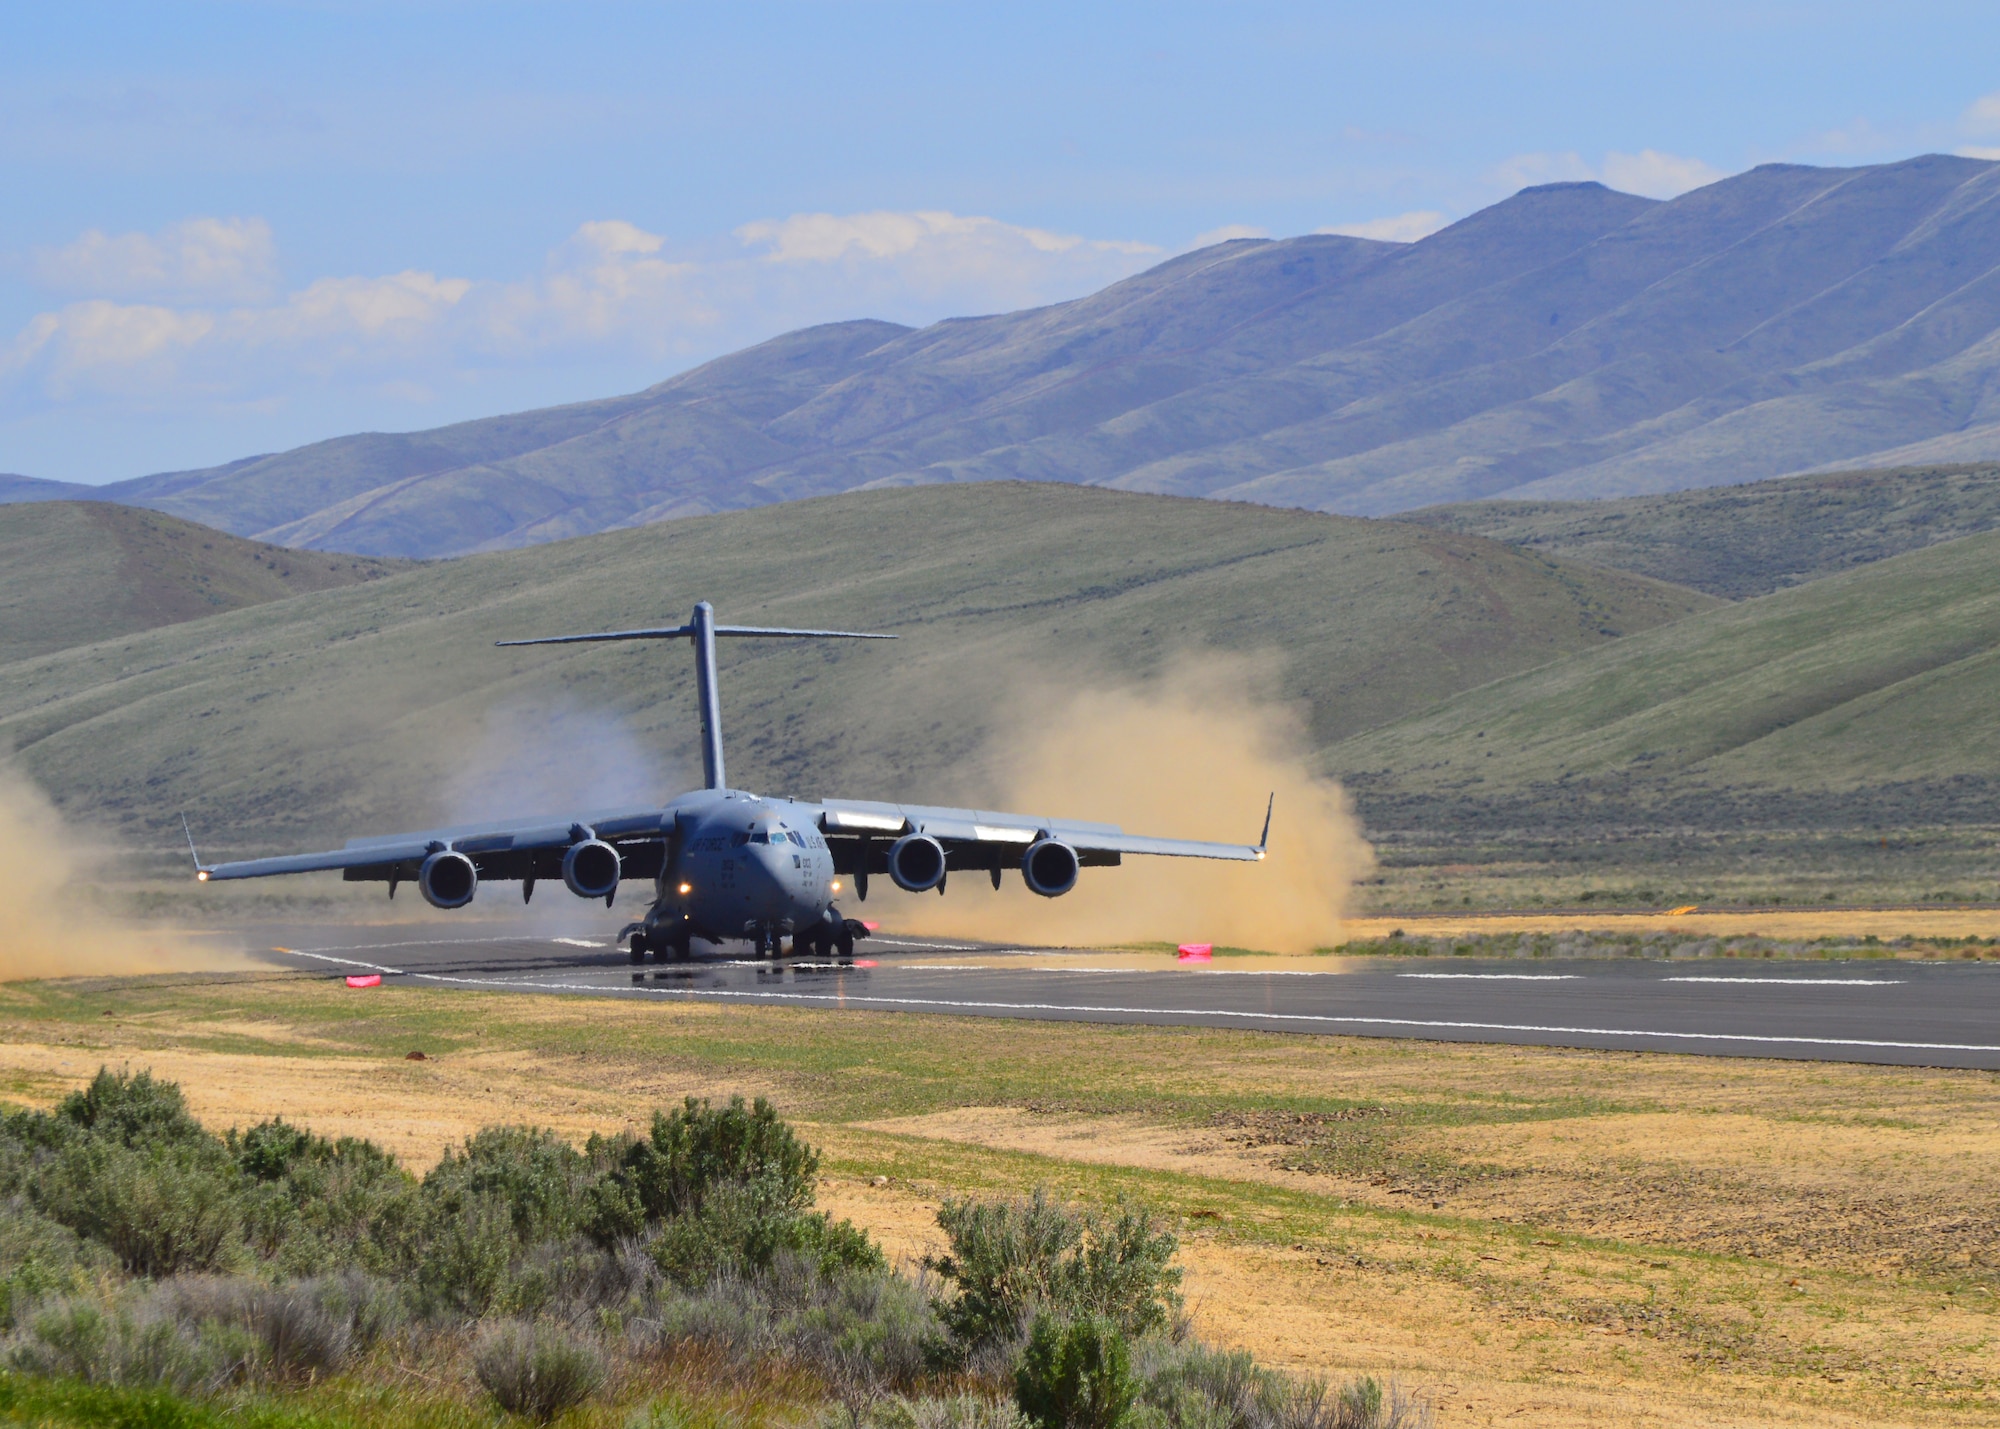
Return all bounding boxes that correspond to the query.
[252,928,2000,1069]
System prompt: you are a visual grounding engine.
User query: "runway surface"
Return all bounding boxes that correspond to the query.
[252,927,2000,1069]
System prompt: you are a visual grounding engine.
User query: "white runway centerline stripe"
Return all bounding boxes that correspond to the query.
[1662,977,1904,986]
[263,948,2000,1056]
[1399,973,1581,981]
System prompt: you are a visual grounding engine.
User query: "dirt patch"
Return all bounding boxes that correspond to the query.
[0,1037,775,1171]
[1345,908,2000,941]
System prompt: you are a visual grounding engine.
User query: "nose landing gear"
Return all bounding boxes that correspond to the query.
[625,917,693,963]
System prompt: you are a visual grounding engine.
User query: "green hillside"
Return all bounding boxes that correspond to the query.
[1330,524,2000,831]
[1404,464,2000,598]
[0,484,1708,856]
[0,502,412,665]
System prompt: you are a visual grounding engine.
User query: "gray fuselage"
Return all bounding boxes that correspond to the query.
[652,789,838,944]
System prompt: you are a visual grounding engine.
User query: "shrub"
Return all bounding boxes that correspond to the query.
[0,1202,112,1333]
[6,1295,259,1395]
[1130,1343,1430,1429]
[424,1127,596,1245]
[650,1176,882,1287]
[54,1070,209,1152]
[472,1318,606,1421]
[36,1140,241,1278]
[589,1097,819,1242]
[768,1257,936,1393]
[928,1191,1180,1353]
[1014,1314,1137,1429]
[155,1270,400,1381]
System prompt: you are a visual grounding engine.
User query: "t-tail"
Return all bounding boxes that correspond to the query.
[497,601,894,789]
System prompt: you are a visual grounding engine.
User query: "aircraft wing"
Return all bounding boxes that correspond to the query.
[197,805,675,884]
[813,797,1268,870]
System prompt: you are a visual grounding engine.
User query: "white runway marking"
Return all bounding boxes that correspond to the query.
[1662,977,1904,986]
[266,948,2000,1056]
[550,938,603,948]
[1399,973,1581,981]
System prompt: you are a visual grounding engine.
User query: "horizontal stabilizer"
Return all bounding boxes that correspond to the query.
[499,624,894,647]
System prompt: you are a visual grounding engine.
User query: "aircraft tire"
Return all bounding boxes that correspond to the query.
[629,933,648,964]
[834,930,854,960]
[669,931,692,962]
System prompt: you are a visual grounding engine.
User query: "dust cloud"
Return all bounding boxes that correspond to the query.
[892,654,1375,954]
[439,699,686,929]
[0,764,244,981]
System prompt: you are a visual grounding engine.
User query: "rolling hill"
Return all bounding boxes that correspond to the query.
[1405,463,2000,598]
[1329,523,2000,833]
[0,484,1709,852]
[0,502,412,665]
[22,154,2000,559]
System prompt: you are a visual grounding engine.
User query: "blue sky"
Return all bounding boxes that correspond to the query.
[5,1,1999,483]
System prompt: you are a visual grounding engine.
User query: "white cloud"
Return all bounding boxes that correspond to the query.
[32,217,278,302]
[1317,211,1448,243]
[1963,92,2000,135]
[1,210,1165,410]
[1490,148,1727,200]
[1599,150,1726,199]
[1190,224,1270,248]
[1961,146,2000,161]
[1489,151,1596,192]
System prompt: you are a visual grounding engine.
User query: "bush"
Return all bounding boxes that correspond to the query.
[6,1295,259,1395]
[424,1127,597,1246]
[0,1202,112,1333]
[1014,1314,1138,1429]
[36,1140,241,1278]
[54,1070,210,1152]
[928,1191,1180,1353]
[1130,1342,1431,1429]
[588,1096,819,1242]
[473,1318,606,1421]
[651,1177,883,1287]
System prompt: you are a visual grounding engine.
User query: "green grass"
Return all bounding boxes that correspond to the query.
[1407,463,2000,599]
[1331,521,2000,835]
[0,502,410,666]
[0,482,1707,858]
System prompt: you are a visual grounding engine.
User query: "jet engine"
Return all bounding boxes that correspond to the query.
[887,832,948,892]
[1021,838,1080,898]
[418,849,478,909]
[562,838,622,900]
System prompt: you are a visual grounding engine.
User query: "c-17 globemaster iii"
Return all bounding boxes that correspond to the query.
[191,602,1269,961]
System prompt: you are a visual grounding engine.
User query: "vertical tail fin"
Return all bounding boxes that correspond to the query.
[498,604,894,791]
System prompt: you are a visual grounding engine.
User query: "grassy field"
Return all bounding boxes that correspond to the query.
[0,501,410,665]
[0,482,1705,855]
[1331,523,2000,842]
[1407,464,2000,599]
[1,972,1994,1427]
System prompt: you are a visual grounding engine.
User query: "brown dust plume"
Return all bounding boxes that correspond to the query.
[0,764,243,980]
[890,654,1374,954]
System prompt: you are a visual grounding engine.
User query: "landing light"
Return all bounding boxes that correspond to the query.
[677,882,692,895]
[196,870,209,882]
[830,879,843,893]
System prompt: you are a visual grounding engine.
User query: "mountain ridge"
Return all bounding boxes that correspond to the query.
[17,155,2000,558]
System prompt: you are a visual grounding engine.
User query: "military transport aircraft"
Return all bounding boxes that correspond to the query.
[192,602,1269,962]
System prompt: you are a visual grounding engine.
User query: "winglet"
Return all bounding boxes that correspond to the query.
[1257,792,1274,856]
[181,812,212,882]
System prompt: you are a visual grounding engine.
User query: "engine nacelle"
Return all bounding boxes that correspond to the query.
[1021,838,1080,898]
[418,849,478,909]
[887,833,947,893]
[562,838,622,900]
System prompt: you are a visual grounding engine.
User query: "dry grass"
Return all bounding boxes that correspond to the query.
[1,972,1996,1426]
